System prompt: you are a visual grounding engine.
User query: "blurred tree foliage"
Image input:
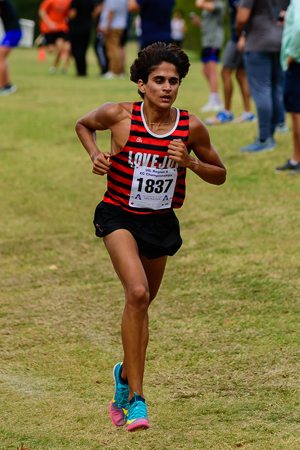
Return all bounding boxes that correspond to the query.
[13,0,40,28]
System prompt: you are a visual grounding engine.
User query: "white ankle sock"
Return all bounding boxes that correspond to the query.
[209,93,220,102]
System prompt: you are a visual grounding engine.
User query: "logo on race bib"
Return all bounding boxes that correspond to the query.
[163,195,168,201]
[135,194,142,200]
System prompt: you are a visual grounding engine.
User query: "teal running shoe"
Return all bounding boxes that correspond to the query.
[126,392,150,432]
[109,363,129,427]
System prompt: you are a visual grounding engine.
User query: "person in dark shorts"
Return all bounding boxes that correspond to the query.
[205,0,256,125]
[275,0,300,175]
[75,42,226,431]
[0,0,22,96]
[193,0,226,112]
[38,0,72,74]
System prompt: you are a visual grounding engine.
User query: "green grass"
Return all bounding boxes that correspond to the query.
[0,43,300,450]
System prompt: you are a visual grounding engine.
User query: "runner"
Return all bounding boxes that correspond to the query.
[75,42,226,431]
[0,0,22,96]
[38,0,71,74]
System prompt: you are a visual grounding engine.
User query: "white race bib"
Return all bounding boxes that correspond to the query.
[129,166,177,210]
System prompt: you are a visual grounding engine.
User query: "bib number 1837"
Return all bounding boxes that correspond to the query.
[136,177,173,194]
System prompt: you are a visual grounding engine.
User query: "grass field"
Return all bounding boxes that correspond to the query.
[0,43,300,450]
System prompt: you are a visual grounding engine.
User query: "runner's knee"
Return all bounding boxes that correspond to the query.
[126,284,150,312]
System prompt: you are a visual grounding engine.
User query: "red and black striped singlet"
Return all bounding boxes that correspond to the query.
[103,101,189,215]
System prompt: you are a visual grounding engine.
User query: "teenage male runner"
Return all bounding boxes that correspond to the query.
[76,42,226,431]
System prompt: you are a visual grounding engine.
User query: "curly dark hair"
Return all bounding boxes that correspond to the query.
[130,42,191,99]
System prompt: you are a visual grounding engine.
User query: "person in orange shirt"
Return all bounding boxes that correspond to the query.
[38,0,72,73]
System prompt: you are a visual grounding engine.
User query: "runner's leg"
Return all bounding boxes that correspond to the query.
[121,253,167,391]
[103,229,167,400]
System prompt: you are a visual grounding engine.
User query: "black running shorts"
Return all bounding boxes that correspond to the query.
[93,201,182,260]
[44,31,69,45]
[284,62,300,113]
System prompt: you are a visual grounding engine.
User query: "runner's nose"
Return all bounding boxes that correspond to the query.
[163,82,171,91]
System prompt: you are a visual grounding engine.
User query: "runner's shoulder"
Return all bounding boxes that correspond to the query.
[97,101,133,126]
[188,113,210,145]
[189,113,207,131]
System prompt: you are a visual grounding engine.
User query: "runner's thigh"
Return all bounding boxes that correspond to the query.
[103,229,149,293]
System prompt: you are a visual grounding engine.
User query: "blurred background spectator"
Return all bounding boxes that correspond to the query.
[0,0,22,95]
[68,0,97,77]
[275,0,300,175]
[128,0,174,49]
[194,0,225,113]
[119,11,131,77]
[205,0,255,125]
[94,0,108,76]
[171,10,187,48]
[38,0,71,74]
[236,0,287,153]
[98,0,127,79]
[133,13,142,48]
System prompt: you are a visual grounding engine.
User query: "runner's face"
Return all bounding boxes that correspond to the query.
[138,62,180,108]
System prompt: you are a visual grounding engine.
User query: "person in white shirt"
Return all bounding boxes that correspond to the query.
[98,0,127,78]
[171,10,187,48]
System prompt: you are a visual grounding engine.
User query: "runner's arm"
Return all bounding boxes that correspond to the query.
[76,102,122,176]
[167,114,226,185]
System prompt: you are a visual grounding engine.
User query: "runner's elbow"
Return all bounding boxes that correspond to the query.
[217,168,226,185]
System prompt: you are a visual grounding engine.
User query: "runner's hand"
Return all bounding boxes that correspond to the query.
[167,139,191,168]
[92,152,112,175]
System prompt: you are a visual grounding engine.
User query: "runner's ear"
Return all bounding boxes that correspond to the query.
[138,79,146,93]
